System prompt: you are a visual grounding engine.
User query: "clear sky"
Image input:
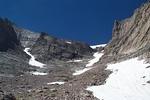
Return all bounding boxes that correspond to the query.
[0,0,147,45]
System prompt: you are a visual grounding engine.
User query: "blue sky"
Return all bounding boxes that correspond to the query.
[0,0,147,44]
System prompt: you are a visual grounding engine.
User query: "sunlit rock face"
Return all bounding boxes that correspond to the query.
[105,2,150,58]
[14,27,40,48]
[0,18,20,51]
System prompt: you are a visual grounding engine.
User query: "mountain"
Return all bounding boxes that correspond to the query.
[30,32,93,62]
[87,1,150,100]
[0,18,33,76]
[0,1,150,100]
[0,18,20,51]
[104,1,150,62]
[0,18,96,99]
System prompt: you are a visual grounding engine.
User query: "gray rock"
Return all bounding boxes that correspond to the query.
[104,1,150,60]
[31,32,93,61]
[0,18,20,52]
[2,94,16,100]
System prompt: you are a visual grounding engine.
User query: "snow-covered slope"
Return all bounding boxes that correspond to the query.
[87,58,150,100]
[47,82,65,85]
[73,52,104,76]
[24,48,46,68]
[90,44,106,49]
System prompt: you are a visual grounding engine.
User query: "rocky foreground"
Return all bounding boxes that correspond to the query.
[0,1,150,100]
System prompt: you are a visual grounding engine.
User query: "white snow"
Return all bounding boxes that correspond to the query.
[31,71,48,75]
[90,44,107,49]
[86,52,104,67]
[73,52,104,76]
[47,81,65,85]
[67,60,83,63]
[24,48,46,68]
[73,67,92,76]
[66,41,72,44]
[87,58,150,100]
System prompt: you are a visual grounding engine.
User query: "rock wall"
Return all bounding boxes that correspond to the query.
[105,1,150,59]
[31,32,93,61]
[0,18,20,51]
[14,27,40,47]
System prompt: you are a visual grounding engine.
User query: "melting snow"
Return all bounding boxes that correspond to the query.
[87,58,150,100]
[47,82,65,85]
[24,48,46,68]
[86,52,103,67]
[73,52,103,76]
[90,44,107,49]
[73,67,92,76]
[66,41,72,44]
[67,60,83,63]
[31,71,48,75]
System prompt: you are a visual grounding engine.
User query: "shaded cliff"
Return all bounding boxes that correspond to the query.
[31,32,93,61]
[0,18,20,51]
[0,18,34,76]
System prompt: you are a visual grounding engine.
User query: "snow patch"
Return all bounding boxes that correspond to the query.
[47,82,65,85]
[86,52,103,67]
[67,60,83,63]
[24,48,46,68]
[66,41,72,44]
[73,67,92,76]
[73,52,103,76]
[31,71,48,75]
[87,58,150,100]
[90,44,106,49]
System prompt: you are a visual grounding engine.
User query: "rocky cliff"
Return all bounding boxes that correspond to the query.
[0,17,95,100]
[104,1,150,60]
[0,18,34,76]
[31,32,93,61]
[1,1,150,100]
[0,18,20,52]
[13,24,94,61]
[14,27,40,47]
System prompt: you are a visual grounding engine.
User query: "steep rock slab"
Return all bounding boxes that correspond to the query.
[0,18,20,51]
[105,2,150,58]
[31,32,93,61]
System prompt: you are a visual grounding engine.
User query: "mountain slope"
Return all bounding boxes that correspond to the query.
[0,18,20,51]
[86,1,150,100]
[105,1,150,60]
[1,1,150,100]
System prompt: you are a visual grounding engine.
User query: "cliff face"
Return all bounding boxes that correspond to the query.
[14,27,40,47]
[0,18,20,51]
[105,2,150,58]
[13,25,94,61]
[0,18,33,76]
[31,32,93,61]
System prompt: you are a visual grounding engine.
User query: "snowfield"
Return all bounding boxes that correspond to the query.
[86,52,104,67]
[73,52,104,76]
[90,44,107,49]
[87,58,150,100]
[47,82,65,85]
[73,67,92,76]
[31,71,48,75]
[24,48,46,68]
[66,41,72,44]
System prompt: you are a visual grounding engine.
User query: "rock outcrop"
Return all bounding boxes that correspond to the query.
[0,18,20,52]
[14,27,40,47]
[0,18,34,76]
[31,32,93,61]
[104,1,150,60]
[1,1,150,100]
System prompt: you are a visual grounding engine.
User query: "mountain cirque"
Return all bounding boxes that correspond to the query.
[0,1,150,100]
